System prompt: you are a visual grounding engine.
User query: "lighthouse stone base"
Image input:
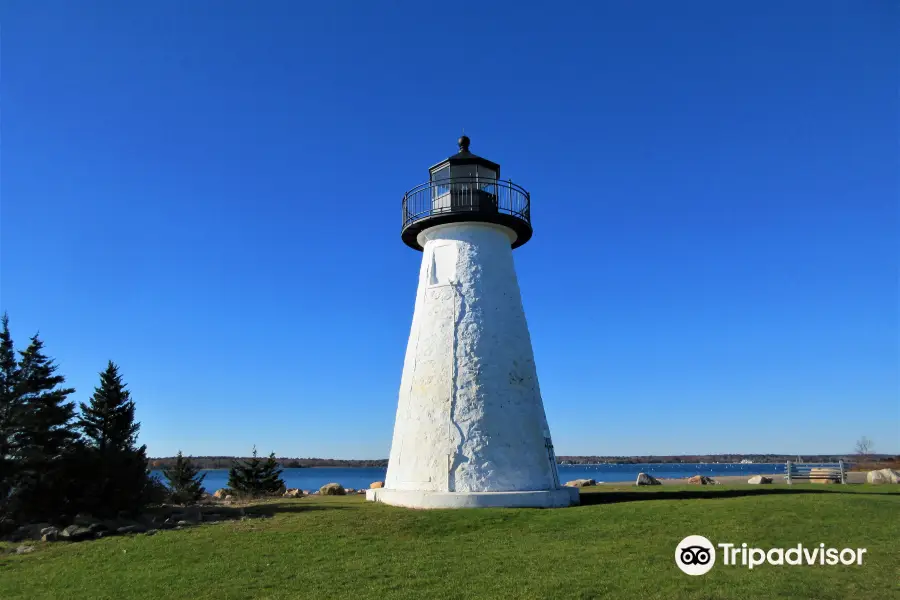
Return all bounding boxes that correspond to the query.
[365,487,579,509]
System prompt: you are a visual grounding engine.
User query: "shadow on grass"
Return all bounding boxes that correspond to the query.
[248,502,353,516]
[142,500,354,523]
[577,487,891,505]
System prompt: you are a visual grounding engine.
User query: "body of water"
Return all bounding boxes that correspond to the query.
[152,463,791,493]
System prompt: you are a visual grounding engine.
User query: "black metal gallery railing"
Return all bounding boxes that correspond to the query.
[401,177,531,232]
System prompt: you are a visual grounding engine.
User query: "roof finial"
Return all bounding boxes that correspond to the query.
[458,132,471,153]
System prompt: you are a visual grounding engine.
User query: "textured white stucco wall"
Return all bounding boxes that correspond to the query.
[384,222,562,495]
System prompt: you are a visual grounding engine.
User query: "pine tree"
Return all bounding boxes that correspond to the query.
[259,452,285,495]
[162,451,206,504]
[77,361,150,516]
[13,333,78,520]
[228,446,285,497]
[0,314,21,517]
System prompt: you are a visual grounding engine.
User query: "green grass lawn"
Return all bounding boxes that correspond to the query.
[1,485,898,600]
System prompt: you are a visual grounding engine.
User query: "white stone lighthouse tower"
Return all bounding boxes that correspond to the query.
[367,136,578,509]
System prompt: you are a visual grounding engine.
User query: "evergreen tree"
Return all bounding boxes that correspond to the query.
[12,333,78,520]
[162,451,206,504]
[76,361,150,516]
[0,314,21,517]
[228,446,285,497]
[259,452,285,494]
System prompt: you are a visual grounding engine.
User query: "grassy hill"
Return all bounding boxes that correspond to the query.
[1,485,897,600]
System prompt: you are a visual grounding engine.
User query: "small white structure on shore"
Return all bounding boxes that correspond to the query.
[367,136,578,509]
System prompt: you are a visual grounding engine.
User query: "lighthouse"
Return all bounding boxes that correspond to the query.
[366,136,578,509]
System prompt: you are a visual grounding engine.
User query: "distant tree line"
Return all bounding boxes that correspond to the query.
[148,456,390,469]
[554,454,890,465]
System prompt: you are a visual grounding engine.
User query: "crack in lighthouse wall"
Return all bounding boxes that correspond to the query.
[384,222,560,493]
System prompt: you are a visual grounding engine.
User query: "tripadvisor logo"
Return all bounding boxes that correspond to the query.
[675,536,867,576]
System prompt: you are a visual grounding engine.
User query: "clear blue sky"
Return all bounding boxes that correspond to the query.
[2,1,897,458]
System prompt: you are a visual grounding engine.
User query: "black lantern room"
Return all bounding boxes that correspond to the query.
[401,136,532,251]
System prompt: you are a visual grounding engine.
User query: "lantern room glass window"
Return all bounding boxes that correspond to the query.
[431,166,450,182]
[451,163,477,181]
[431,166,451,212]
[477,166,497,182]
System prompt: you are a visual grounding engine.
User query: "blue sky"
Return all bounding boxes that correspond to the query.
[2,1,897,458]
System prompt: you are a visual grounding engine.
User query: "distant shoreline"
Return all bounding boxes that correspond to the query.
[148,454,896,470]
[148,454,895,471]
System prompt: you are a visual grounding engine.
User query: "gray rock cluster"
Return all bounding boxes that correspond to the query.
[3,504,261,549]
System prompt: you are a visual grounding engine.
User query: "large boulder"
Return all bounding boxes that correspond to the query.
[319,483,346,496]
[867,468,900,484]
[40,527,60,542]
[283,488,304,498]
[635,473,661,486]
[687,475,717,485]
[59,525,94,542]
[747,475,773,485]
[369,481,385,489]
[564,479,596,488]
[213,489,229,500]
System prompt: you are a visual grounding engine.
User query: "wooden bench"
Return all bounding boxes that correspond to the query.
[785,460,846,484]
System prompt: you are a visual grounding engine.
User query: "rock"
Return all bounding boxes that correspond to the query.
[687,475,717,485]
[176,520,191,527]
[867,468,900,484]
[40,527,59,542]
[16,545,34,554]
[213,489,229,499]
[60,525,94,542]
[747,475,773,484]
[635,473,661,486]
[224,495,233,501]
[345,488,356,494]
[319,483,346,496]
[370,481,385,489]
[356,489,366,494]
[87,522,109,534]
[564,479,596,488]
[282,488,304,498]
[117,524,147,535]
[144,529,158,536]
